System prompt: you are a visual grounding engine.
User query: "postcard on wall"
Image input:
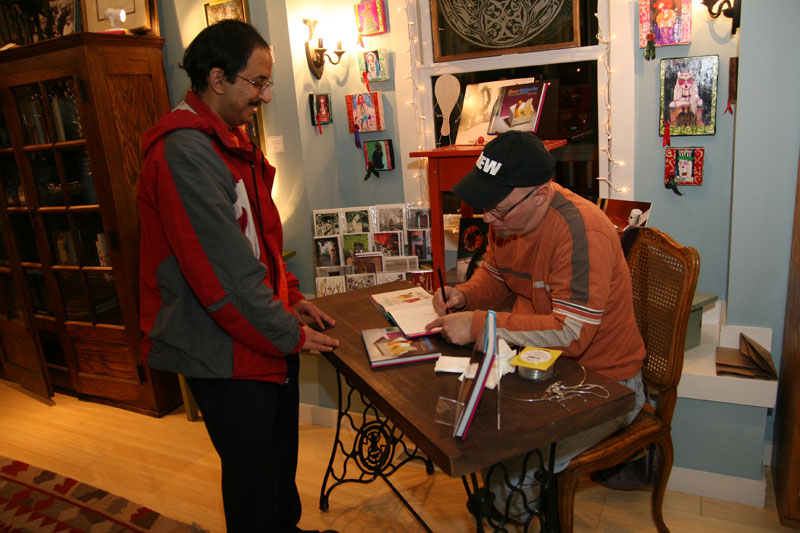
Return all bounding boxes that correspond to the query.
[354,251,384,274]
[345,92,386,133]
[313,209,342,237]
[363,140,394,171]
[597,199,653,231]
[639,0,692,48]
[316,275,346,297]
[407,230,432,262]
[354,0,388,36]
[342,233,372,267]
[665,147,704,186]
[314,236,342,267]
[309,93,333,126]
[372,231,403,257]
[346,272,377,291]
[343,206,374,234]
[358,49,390,82]
[455,77,535,145]
[659,55,719,137]
[376,204,406,232]
[487,81,549,135]
[407,207,431,230]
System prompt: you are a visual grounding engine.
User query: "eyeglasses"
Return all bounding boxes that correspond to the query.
[486,187,538,219]
[237,74,274,93]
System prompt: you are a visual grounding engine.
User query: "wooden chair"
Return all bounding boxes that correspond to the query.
[556,227,700,532]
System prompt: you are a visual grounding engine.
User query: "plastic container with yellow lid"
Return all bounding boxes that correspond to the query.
[510,347,562,381]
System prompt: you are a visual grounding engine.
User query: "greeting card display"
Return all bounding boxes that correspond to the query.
[354,0,387,36]
[345,92,386,133]
[363,140,394,170]
[665,147,704,186]
[354,251,384,274]
[358,49,390,82]
[343,207,374,234]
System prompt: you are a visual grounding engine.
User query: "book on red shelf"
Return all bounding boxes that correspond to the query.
[345,92,385,133]
[487,81,548,136]
[369,286,440,338]
[362,327,440,368]
[452,310,497,439]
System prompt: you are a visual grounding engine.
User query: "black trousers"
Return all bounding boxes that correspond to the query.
[187,354,301,533]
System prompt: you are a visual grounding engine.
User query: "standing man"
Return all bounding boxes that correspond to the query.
[137,20,338,532]
[426,131,646,519]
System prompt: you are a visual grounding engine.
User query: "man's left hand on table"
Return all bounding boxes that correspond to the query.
[425,311,474,345]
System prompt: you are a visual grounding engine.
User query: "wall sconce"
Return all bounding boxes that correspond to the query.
[105,8,126,29]
[302,18,345,80]
[700,0,741,35]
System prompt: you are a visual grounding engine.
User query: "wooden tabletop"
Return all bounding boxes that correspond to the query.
[309,281,634,478]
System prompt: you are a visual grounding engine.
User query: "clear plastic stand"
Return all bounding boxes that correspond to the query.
[434,396,462,428]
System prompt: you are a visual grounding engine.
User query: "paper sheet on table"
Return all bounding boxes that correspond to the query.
[434,339,516,389]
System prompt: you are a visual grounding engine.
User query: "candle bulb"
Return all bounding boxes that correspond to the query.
[336,40,342,50]
[318,37,323,48]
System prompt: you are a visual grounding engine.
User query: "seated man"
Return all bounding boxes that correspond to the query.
[426,131,646,520]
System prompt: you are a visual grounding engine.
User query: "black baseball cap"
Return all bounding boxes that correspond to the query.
[452,131,555,208]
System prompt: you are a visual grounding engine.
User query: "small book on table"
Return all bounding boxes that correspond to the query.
[362,327,440,368]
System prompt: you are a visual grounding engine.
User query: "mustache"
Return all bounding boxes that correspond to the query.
[248,99,261,107]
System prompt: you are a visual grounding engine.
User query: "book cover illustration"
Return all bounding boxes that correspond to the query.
[453,310,498,439]
[358,49,390,82]
[354,0,387,36]
[455,78,534,145]
[487,81,548,135]
[362,327,440,368]
[363,139,394,170]
[664,147,704,186]
[345,92,385,133]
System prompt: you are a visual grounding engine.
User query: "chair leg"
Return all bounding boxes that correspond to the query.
[556,468,580,533]
[651,435,674,533]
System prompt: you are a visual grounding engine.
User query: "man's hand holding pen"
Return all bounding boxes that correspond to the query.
[425,284,473,345]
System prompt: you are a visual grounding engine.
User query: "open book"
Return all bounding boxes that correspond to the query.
[453,310,497,439]
[362,327,440,368]
[369,286,441,338]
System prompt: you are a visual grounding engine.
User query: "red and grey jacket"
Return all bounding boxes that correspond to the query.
[137,90,306,384]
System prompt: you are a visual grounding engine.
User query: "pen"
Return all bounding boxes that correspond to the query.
[437,268,450,314]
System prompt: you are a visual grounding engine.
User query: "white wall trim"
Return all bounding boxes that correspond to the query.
[667,466,766,508]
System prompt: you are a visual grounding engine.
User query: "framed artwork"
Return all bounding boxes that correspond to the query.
[358,49,390,82]
[660,55,718,137]
[363,140,394,171]
[354,252,384,274]
[407,230,432,262]
[345,92,386,133]
[354,0,387,36]
[407,207,431,230]
[455,78,534,145]
[406,270,434,293]
[343,207,373,234]
[431,0,579,62]
[309,94,332,126]
[313,209,342,237]
[376,204,405,232]
[638,0,691,48]
[82,0,157,34]
[372,231,402,256]
[316,275,346,297]
[665,147,704,186]
[346,273,377,291]
[342,233,371,266]
[204,0,247,25]
[314,236,342,267]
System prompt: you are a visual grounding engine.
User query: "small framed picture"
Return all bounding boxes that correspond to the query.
[354,251,384,274]
[316,275,346,297]
[343,206,374,234]
[358,49,390,82]
[363,140,394,171]
[204,0,247,26]
[372,231,402,257]
[309,93,332,126]
[314,236,342,267]
[639,0,692,48]
[342,233,371,266]
[407,230,432,262]
[383,255,419,273]
[406,270,434,293]
[354,0,387,36]
[376,204,406,232]
[313,209,342,237]
[346,272,377,291]
[407,207,431,230]
[665,147,704,186]
[660,55,719,137]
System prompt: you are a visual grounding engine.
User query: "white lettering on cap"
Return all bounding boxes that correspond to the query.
[476,154,503,176]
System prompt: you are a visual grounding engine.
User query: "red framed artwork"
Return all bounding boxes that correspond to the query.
[665,147,704,186]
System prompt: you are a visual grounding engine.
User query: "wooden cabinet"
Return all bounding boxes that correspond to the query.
[0,34,180,416]
[773,152,800,528]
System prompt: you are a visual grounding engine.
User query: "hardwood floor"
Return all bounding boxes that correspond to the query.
[0,379,792,532]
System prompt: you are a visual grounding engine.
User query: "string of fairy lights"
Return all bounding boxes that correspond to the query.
[400,0,429,203]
